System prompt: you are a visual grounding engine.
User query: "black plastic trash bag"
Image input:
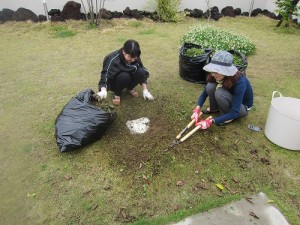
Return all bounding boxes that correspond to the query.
[179,43,213,84]
[55,88,116,152]
[227,49,248,75]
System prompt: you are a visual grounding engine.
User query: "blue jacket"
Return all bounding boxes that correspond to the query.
[197,75,253,124]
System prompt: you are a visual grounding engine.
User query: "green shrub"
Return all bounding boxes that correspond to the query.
[275,0,300,27]
[157,0,182,22]
[180,25,256,55]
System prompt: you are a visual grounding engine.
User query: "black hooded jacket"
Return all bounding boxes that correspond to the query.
[98,49,149,91]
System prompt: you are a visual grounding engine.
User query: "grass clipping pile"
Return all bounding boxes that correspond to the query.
[92,93,116,114]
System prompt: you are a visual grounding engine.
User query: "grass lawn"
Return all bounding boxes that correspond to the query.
[0,16,299,225]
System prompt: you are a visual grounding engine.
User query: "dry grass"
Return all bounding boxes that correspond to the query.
[0,16,300,225]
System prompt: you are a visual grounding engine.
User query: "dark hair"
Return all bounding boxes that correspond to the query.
[207,71,243,89]
[122,39,141,58]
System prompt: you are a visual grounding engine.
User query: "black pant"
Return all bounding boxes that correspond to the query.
[110,67,148,96]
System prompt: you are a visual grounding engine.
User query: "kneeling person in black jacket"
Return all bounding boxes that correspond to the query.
[97,39,154,106]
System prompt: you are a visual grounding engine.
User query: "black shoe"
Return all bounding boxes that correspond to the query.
[202,109,220,114]
[216,119,234,126]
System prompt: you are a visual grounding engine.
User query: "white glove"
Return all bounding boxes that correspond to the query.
[143,90,154,100]
[96,89,107,99]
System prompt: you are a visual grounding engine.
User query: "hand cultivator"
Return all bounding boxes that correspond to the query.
[171,114,212,147]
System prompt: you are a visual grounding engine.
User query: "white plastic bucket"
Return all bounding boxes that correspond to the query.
[265,91,300,151]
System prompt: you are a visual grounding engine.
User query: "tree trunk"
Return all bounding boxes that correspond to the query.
[276,19,283,27]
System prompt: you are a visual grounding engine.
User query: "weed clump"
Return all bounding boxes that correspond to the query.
[52,25,76,38]
[184,47,205,57]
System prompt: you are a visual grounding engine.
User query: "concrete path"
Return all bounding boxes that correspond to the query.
[171,192,290,225]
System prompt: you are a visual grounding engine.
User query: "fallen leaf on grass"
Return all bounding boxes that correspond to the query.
[64,175,72,180]
[267,200,275,203]
[176,180,185,187]
[215,193,224,197]
[250,149,258,155]
[92,204,98,210]
[142,175,151,185]
[232,177,239,183]
[103,186,112,190]
[267,168,273,177]
[195,182,208,190]
[216,183,224,190]
[261,157,271,165]
[223,183,238,194]
[173,205,180,211]
[115,208,136,223]
[83,189,92,195]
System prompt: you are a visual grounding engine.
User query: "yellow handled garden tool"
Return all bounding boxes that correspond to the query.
[171,112,202,147]
[171,115,212,147]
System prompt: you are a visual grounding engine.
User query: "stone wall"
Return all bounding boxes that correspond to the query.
[1,0,272,17]
[1,0,299,23]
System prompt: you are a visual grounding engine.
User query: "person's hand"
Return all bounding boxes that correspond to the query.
[96,89,107,99]
[191,107,201,122]
[143,90,154,100]
[196,118,213,129]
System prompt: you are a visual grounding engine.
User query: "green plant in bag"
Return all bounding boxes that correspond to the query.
[184,47,205,57]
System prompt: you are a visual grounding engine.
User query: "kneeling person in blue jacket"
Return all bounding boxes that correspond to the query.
[191,50,254,129]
